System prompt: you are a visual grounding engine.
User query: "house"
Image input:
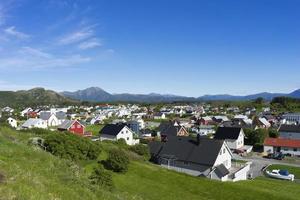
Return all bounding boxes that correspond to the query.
[21,118,47,129]
[197,116,214,125]
[254,118,271,129]
[7,117,17,128]
[99,124,139,145]
[126,120,140,134]
[196,125,215,136]
[281,113,300,125]
[158,121,189,138]
[40,112,59,127]
[278,124,300,140]
[264,137,300,156]
[214,127,245,150]
[57,120,89,136]
[149,136,250,182]
[212,116,229,123]
[153,112,166,120]
[20,107,33,117]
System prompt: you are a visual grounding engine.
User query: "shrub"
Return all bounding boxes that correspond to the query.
[105,148,130,173]
[90,164,114,190]
[269,129,279,138]
[129,144,150,160]
[115,138,128,148]
[44,133,101,161]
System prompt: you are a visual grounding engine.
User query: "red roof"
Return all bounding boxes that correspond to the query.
[264,137,300,148]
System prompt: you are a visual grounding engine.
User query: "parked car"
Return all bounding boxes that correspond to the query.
[265,152,285,160]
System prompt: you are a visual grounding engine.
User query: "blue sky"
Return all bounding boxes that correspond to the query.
[0,0,299,96]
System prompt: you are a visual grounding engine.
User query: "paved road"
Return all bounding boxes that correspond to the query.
[233,154,300,178]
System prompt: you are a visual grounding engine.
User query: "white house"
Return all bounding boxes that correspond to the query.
[264,137,300,156]
[39,111,66,127]
[7,117,17,128]
[21,118,47,129]
[20,107,33,117]
[153,112,166,120]
[99,124,139,145]
[214,127,245,150]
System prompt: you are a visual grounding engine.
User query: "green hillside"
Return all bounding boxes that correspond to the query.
[0,88,77,107]
[0,126,300,200]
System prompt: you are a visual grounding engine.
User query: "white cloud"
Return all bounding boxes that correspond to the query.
[0,47,91,70]
[20,47,52,58]
[58,25,95,45]
[78,38,102,49]
[4,26,30,39]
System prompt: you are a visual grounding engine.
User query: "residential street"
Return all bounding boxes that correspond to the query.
[233,154,300,178]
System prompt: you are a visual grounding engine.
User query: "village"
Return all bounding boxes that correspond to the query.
[1,102,300,182]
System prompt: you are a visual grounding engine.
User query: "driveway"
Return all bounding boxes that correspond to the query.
[233,154,300,178]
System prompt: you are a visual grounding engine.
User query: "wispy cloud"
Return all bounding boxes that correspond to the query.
[58,25,95,45]
[78,38,102,49]
[4,26,30,39]
[0,47,91,70]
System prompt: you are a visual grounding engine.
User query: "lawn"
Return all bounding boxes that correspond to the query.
[113,162,300,200]
[267,164,300,179]
[85,124,104,135]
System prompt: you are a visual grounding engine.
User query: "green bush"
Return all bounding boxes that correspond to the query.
[105,148,130,173]
[90,164,114,190]
[44,133,101,161]
[269,129,279,138]
[129,144,150,160]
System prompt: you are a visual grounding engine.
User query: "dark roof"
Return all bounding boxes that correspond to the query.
[58,120,75,130]
[222,120,253,129]
[100,124,127,136]
[214,127,242,140]
[158,121,184,137]
[149,136,225,166]
[214,164,230,177]
[279,125,300,133]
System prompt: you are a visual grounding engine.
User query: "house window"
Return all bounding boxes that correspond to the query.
[219,151,222,155]
[77,125,81,128]
[223,148,225,154]
[127,137,129,140]
[294,148,298,152]
[72,125,75,129]
[183,161,189,165]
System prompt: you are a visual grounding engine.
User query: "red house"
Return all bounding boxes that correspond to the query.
[58,120,88,136]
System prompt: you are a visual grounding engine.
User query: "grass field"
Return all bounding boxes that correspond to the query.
[85,124,104,135]
[1,126,300,200]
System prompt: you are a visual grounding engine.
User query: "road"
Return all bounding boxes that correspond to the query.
[233,154,300,178]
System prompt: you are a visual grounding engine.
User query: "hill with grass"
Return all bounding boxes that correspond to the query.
[0,88,78,107]
[0,126,300,200]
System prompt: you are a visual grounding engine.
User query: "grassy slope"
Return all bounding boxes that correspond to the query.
[1,126,300,200]
[0,127,116,200]
[113,162,300,200]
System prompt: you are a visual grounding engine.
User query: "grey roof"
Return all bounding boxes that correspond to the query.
[58,120,74,130]
[100,124,127,136]
[22,118,43,128]
[149,136,225,166]
[40,112,51,120]
[214,127,242,140]
[56,111,66,120]
[279,125,300,133]
[158,121,185,137]
[214,164,230,177]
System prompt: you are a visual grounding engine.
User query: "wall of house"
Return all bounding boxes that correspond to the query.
[69,121,84,135]
[280,147,300,156]
[159,159,211,177]
[226,131,244,150]
[116,127,135,145]
[214,143,232,169]
[47,115,59,127]
[210,171,228,182]
[100,134,117,141]
[279,131,300,140]
[264,145,274,154]
[232,164,250,182]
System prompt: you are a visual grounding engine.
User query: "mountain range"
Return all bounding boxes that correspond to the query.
[61,87,300,102]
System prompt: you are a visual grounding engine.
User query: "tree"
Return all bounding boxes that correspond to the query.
[90,164,114,190]
[268,129,279,138]
[105,148,130,173]
[129,144,150,160]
